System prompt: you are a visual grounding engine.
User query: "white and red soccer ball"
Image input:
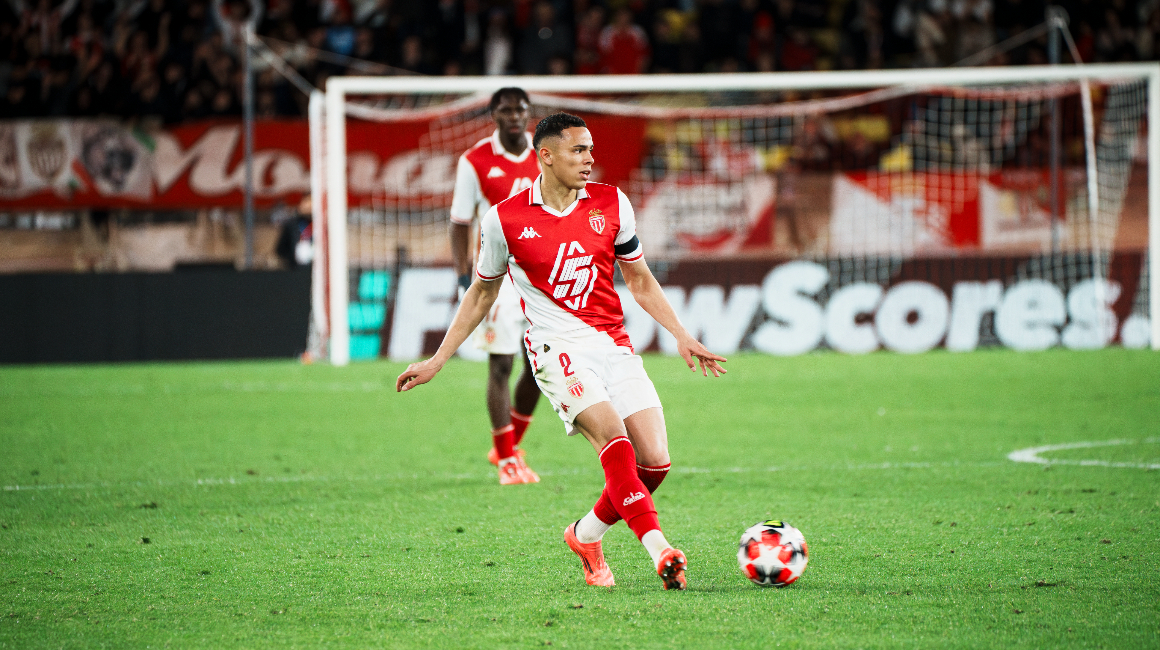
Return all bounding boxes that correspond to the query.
[738,520,809,587]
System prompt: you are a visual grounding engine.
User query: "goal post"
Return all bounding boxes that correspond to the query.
[315,64,1160,365]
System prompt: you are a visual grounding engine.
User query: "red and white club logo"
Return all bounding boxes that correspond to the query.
[588,209,605,234]
[547,241,597,310]
[566,376,584,398]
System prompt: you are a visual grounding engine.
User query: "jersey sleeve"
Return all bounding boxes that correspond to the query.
[449,154,484,225]
[475,205,509,280]
[614,188,643,262]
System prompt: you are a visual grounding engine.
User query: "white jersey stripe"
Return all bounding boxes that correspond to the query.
[547,242,566,285]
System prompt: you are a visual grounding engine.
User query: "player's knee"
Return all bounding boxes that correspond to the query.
[488,354,514,381]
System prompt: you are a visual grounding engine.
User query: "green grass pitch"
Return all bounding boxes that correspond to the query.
[2,349,1158,648]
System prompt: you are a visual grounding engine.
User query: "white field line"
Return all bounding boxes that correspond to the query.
[1007,438,1160,469]
[1,460,1007,493]
[6,442,1155,494]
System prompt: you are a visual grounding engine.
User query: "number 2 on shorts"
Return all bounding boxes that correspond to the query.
[559,352,574,377]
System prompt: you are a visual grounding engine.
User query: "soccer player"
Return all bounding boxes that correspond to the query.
[398,112,727,590]
[450,87,544,486]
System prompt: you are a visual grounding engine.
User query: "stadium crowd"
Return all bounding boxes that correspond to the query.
[1,0,1158,123]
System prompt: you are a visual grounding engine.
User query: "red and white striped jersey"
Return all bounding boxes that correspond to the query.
[476,176,644,349]
[449,130,539,225]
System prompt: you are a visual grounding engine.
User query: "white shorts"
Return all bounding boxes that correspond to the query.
[472,276,528,356]
[526,329,662,435]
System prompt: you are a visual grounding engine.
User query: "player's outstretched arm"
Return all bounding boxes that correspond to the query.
[396,277,503,392]
[618,258,727,378]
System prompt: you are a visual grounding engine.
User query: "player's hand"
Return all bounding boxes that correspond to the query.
[396,358,443,392]
[677,336,727,378]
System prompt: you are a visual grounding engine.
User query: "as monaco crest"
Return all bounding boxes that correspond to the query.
[588,209,605,234]
[566,376,584,399]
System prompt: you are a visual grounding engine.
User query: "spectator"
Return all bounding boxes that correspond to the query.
[546,53,569,75]
[747,11,777,71]
[599,8,649,75]
[160,58,188,123]
[130,72,164,119]
[399,34,437,75]
[780,26,818,71]
[914,0,952,67]
[574,4,604,74]
[208,85,237,116]
[181,87,208,119]
[954,0,995,63]
[483,9,513,75]
[651,12,680,74]
[325,7,355,57]
[699,0,739,66]
[678,20,705,74]
[841,0,884,69]
[458,0,484,75]
[430,0,466,73]
[517,1,572,75]
[352,27,386,64]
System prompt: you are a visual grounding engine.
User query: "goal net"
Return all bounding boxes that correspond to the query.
[313,66,1158,365]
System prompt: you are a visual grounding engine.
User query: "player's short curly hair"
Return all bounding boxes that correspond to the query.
[489,87,530,112]
[533,113,587,149]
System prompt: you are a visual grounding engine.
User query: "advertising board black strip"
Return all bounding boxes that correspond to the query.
[0,269,311,364]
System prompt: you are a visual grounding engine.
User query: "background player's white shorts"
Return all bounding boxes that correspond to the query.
[526,330,662,435]
[471,276,528,356]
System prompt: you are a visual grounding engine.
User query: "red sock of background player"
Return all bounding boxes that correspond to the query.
[510,410,533,446]
[578,463,670,543]
[492,424,515,460]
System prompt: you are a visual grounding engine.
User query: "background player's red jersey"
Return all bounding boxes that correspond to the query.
[449,131,540,225]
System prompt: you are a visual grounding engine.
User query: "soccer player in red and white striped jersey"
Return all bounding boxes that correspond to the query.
[449,88,543,485]
[398,113,727,590]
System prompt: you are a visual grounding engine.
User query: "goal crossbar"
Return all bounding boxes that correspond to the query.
[321,64,1160,365]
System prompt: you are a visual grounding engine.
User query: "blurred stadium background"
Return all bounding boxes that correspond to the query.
[0,0,1157,363]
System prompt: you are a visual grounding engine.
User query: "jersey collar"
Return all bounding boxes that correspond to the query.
[490,130,534,163]
[530,174,589,217]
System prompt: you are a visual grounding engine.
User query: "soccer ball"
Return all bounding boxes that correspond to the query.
[737,520,809,587]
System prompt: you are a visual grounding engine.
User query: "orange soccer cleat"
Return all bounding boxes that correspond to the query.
[656,548,687,591]
[564,522,615,587]
[487,446,526,466]
[514,455,539,483]
[498,458,536,485]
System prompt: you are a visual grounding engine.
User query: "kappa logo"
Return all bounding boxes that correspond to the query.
[518,227,541,239]
[486,166,506,178]
[588,209,605,234]
[560,403,569,413]
[622,491,645,507]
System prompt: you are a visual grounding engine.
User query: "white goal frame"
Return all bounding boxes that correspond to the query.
[320,64,1160,365]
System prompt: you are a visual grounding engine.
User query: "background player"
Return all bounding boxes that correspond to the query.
[449,87,544,486]
[399,112,727,590]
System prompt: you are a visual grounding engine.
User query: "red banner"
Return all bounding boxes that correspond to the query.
[0,116,647,211]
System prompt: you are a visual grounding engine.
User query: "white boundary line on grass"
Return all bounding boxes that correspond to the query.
[1,460,1007,493]
[1007,438,1160,469]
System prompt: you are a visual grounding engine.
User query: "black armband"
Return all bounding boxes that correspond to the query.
[457,273,472,290]
[614,236,640,257]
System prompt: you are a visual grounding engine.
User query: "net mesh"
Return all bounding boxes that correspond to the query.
[321,77,1151,357]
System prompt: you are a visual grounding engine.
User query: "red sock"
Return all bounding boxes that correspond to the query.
[510,410,533,446]
[637,463,671,493]
[492,424,515,460]
[597,437,660,541]
[593,462,670,526]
